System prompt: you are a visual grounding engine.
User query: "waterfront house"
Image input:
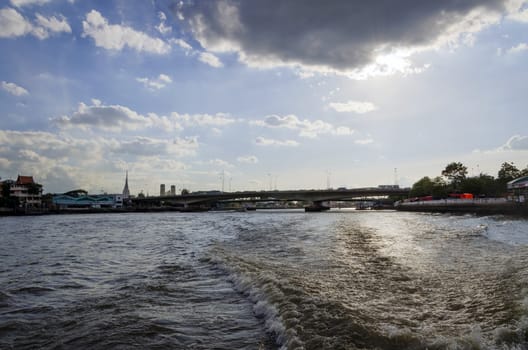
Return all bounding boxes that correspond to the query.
[507,176,528,203]
[10,175,42,208]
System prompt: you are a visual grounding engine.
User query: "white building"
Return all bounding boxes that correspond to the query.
[10,175,42,208]
[507,176,528,203]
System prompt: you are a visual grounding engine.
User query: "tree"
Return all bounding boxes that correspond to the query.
[410,176,449,198]
[0,183,18,209]
[1,182,10,198]
[441,162,467,190]
[27,183,42,195]
[498,162,521,182]
[457,172,504,197]
[410,176,433,197]
[431,176,448,198]
[476,174,502,197]
[41,193,54,208]
[181,188,190,195]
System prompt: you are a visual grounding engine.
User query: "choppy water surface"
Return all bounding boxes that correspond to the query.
[1,211,528,349]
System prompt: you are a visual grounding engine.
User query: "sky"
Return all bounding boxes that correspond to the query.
[1,0,528,195]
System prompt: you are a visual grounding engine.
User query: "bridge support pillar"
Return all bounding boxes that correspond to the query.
[305,201,330,212]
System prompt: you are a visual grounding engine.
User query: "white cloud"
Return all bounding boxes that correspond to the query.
[253,114,354,138]
[0,8,71,39]
[53,101,239,133]
[159,74,172,83]
[0,129,198,193]
[172,112,236,127]
[34,13,71,37]
[136,73,173,90]
[333,126,353,136]
[508,7,528,22]
[0,8,33,38]
[298,120,351,138]
[354,138,374,145]
[157,25,171,36]
[255,136,299,147]
[82,10,170,54]
[0,130,108,191]
[113,136,199,157]
[207,158,233,168]
[53,101,182,132]
[237,155,258,164]
[1,81,29,96]
[500,135,528,151]
[198,51,223,67]
[328,100,378,114]
[0,130,77,161]
[134,158,187,173]
[156,11,172,35]
[170,38,193,52]
[10,0,51,7]
[169,39,225,68]
[508,43,528,54]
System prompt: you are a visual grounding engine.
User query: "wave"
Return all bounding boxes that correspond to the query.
[0,290,13,308]
[11,286,56,295]
[205,248,301,349]
[206,240,528,350]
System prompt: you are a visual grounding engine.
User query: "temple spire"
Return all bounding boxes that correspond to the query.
[122,170,130,198]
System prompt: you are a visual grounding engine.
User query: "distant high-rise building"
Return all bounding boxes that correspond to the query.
[160,184,165,196]
[122,171,130,199]
[170,185,176,196]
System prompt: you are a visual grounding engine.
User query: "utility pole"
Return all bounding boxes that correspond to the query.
[221,170,225,192]
[394,168,398,187]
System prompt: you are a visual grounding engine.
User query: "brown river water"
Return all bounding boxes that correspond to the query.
[1,210,528,349]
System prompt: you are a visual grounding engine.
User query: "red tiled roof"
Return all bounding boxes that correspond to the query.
[16,175,35,185]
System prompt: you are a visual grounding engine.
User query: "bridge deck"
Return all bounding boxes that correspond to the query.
[132,187,410,205]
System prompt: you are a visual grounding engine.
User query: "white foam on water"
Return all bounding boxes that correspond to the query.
[447,215,528,246]
[206,249,303,350]
[205,213,528,350]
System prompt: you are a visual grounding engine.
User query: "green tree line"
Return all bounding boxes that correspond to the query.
[410,162,528,198]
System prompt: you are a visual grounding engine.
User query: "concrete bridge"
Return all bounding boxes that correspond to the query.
[131,186,410,211]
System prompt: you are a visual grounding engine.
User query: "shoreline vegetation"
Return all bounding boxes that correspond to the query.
[393,161,528,216]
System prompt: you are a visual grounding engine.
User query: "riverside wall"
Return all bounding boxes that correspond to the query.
[395,199,528,216]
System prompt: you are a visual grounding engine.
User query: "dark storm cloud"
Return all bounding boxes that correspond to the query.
[180,0,509,71]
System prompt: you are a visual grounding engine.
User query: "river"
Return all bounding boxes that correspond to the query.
[1,210,528,349]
